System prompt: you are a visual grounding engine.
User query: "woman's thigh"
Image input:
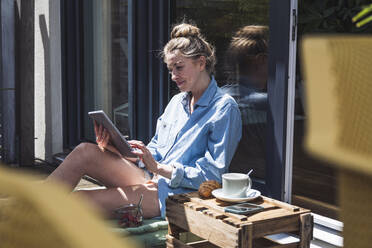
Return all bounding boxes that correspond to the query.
[78,143,147,188]
[48,143,148,189]
[76,182,160,218]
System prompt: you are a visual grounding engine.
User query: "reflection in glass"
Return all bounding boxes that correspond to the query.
[83,0,129,141]
[221,25,268,179]
[174,0,269,180]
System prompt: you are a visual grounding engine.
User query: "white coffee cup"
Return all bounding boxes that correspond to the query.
[222,173,252,198]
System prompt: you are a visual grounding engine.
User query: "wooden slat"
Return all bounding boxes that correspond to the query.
[184,202,207,211]
[184,202,195,208]
[166,200,240,248]
[222,218,241,227]
[183,192,305,221]
[261,196,301,212]
[169,196,248,222]
[299,213,313,248]
[245,207,310,224]
[202,210,227,220]
[252,216,300,238]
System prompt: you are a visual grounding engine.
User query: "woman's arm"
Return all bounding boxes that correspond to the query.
[145,116,165,162]
[167,104,242,189]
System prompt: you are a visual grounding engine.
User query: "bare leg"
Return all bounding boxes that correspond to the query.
[47,142,146,190]
[47,142,160,218]
[75,183,160,218]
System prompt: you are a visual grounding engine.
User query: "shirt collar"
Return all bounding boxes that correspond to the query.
[181,76,218,110]
[194,76,217,107]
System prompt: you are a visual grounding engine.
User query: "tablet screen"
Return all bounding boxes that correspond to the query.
[88,110,137,158]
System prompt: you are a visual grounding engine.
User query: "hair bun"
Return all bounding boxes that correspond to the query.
[171,23,200,39]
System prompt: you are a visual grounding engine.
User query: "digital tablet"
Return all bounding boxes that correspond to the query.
[88,110,137,158]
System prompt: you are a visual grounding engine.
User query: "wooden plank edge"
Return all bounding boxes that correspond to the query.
[252,215,300,238]
[261,196,303,212]
[299,213,314,248]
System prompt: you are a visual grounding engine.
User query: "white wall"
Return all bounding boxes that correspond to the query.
[34,0,62,161]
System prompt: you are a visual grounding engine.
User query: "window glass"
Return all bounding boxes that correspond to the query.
[173,0,269,180]
[293,0,372,219]
[82,0,129,141]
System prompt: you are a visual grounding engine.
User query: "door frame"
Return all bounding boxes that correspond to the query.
[265,0,297,201]
[283,0,298,203]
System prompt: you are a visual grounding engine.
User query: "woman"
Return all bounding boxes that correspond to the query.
[47,23,242,219]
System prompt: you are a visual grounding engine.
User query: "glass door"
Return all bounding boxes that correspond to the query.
[171,0,271,193]
[82,0,130,142]
[171,0,298,200]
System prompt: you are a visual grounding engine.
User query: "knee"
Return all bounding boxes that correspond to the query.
[74,142,99,161]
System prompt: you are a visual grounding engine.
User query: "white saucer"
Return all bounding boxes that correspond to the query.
[212,188,261,203]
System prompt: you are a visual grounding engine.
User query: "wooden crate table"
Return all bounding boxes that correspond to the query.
[165,191,313,248]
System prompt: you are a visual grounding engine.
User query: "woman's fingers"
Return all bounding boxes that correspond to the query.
[102,129,110,147]
[94,121,100,142]
[127,140,157,173]
[128,140,144,146]
[99,124,103,138]
[128,140,148,157]
[94,121,98,134]
[96,125,110,149]
[131,148,144,158]
[96,124,102,143]
[136,147,154,166]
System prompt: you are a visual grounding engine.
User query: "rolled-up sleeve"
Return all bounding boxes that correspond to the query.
[146,117,162,162]
[168,162,185,188]
[168,104,242,189]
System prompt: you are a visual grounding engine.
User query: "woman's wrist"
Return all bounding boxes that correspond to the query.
[151,161,160,174]
[155,163,173,179]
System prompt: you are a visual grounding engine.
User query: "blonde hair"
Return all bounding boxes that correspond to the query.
[162,23,216,75]
[227,25,268,69]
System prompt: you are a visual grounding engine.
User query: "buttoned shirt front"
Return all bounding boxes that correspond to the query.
[147,77,242,218]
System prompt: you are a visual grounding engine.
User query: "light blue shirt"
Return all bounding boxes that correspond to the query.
[147,77,242,218]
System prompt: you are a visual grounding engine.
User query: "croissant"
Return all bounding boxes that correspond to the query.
[198,180,221,198]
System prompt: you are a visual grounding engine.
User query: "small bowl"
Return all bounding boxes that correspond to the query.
[114,204,143,228]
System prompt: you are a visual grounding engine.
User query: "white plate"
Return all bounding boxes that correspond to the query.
[212,188,261,203]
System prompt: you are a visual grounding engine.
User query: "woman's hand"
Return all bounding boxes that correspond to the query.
[94,121,109,151]
[129,140,173,179]
[128,140,159,173]
[94,121,121,157]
